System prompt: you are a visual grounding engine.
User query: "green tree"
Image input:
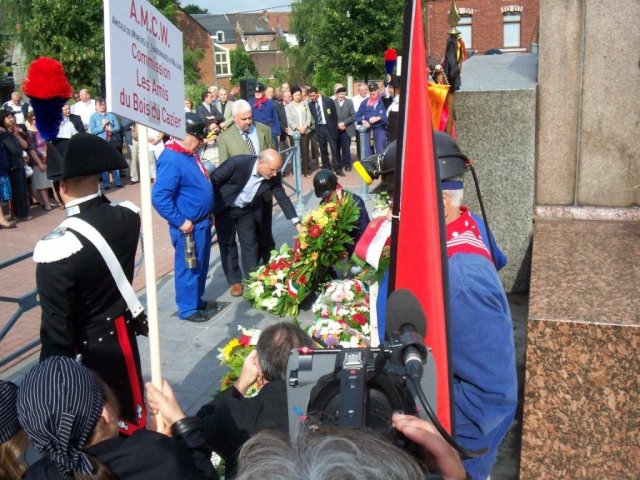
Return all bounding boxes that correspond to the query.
[230,47,258,85]
[289,0,402,83]
[183,46,204,85]
[3,0,180,91]
[181,4,208,14]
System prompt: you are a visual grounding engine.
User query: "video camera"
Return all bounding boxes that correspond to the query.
[285,343,437,436]
[286,289,438,460]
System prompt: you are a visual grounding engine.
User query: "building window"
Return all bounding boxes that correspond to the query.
[503,13,521,48]
[260,42,270,51]
[215,49,230,76]
[215,31,225,43]
[458,15,472,48]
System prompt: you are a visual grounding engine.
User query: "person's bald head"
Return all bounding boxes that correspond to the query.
[257,149,283,180]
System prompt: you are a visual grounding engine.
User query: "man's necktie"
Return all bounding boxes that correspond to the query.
[243,132,256,155]
[315,102,323,125]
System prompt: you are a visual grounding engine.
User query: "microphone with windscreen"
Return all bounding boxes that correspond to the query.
[386,289,428,380]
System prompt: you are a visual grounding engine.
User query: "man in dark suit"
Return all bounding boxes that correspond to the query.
[210,149,301,297]
[334,86,356,171]
[34,133,147,434]
[217,99,276,266]
[308,86,344,176]
[195,90,219,123]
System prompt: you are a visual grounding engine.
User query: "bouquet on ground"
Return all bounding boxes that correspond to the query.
[217,326,261,396]
[307,279,371,348]
[245,195,360,317]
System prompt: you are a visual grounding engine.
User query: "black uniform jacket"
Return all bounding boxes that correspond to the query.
[210,154,297,220]
[35,195,143,425]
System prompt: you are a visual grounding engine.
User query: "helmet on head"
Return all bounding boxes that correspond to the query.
[185,112,207,140]
[353,132,470,193]
[313,169,338,198]
[434,131,469,180]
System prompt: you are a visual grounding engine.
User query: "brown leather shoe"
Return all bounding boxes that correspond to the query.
[230,283,243,297]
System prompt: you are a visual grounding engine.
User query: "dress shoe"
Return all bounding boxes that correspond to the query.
[335,169,346,177]
[230,283,244,297]
[199,301,219,312]
[0,223,17,229]
[184,312,210,323]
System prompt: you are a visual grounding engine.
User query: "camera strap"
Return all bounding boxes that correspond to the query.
[61,217,144,318]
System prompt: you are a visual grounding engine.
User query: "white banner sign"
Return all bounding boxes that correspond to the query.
[104,0,185,138]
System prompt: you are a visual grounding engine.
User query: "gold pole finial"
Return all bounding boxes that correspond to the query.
[447,0,461,35]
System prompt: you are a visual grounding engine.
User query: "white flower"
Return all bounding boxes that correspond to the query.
[274,283,286,298]
[261,298,278,310]
[276,270,286,281]
[253,284,265,296]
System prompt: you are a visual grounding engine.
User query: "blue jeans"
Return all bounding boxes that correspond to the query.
[101,170,121,188]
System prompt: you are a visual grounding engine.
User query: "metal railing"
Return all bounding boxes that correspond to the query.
[0,251,40,369]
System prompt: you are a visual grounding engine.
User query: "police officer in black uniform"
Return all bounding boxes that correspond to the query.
[34,133,147,434]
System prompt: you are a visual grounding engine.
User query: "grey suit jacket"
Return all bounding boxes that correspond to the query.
[216,122,274,162]
[335,98,356,137]
[215,100,234,129]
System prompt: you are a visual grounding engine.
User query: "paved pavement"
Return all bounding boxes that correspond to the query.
[0,167,524,479]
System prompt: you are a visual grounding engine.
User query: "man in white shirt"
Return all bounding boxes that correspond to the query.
[2,92,31,125]
[70,89,96,131]
[351,82,369,160]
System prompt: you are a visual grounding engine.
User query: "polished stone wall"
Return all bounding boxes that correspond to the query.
[536,0,640,207]
[520,219,640,478]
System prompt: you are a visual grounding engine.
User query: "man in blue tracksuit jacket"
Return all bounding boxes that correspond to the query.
[152,114,215,322]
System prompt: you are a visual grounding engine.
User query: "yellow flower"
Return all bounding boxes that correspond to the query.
[270,277,279,286]
[331,212,338,220]
[300,240,308,249]
[221,339,240,361]
[311,252,319,260]
[317,215,329,227]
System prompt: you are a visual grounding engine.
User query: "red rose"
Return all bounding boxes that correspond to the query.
[309,225,322,238]
[353,313,367,326]
[239,335,251,346]
[299,274,308,285]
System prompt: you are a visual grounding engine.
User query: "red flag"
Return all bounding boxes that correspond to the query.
[388,0,453,432]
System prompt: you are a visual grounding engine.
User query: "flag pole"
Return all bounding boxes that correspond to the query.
[388,0,454,433]
[137,125,163,430]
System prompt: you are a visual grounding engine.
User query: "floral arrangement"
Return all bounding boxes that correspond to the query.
[244,196,360,317]
[306,279,371,348]
[217,326,261,396]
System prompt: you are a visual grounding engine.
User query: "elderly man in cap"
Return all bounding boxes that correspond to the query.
[34,132,147,434]
[355,81,388,156]
[356,133,515,479]
[153,113,216,323]
[249,82,280,148]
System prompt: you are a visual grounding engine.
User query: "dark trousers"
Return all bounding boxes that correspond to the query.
[307,130,321,169]
[8,167,29,219]
[216,206,259,285]
[316,124,340,170]
[292,133,311,176]
[338,131,353,169]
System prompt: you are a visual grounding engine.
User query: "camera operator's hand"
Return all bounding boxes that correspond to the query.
[392,413,467,480]
[146,379,186,435]
[235,349,262,396]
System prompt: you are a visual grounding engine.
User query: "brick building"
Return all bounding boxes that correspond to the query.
[175,9,215,85]
[424,0,539,60]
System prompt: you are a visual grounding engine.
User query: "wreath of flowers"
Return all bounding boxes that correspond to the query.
[307,279,371,348]
[244,195,360,317]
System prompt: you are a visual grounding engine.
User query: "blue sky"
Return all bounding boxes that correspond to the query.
[185,0,292,14]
